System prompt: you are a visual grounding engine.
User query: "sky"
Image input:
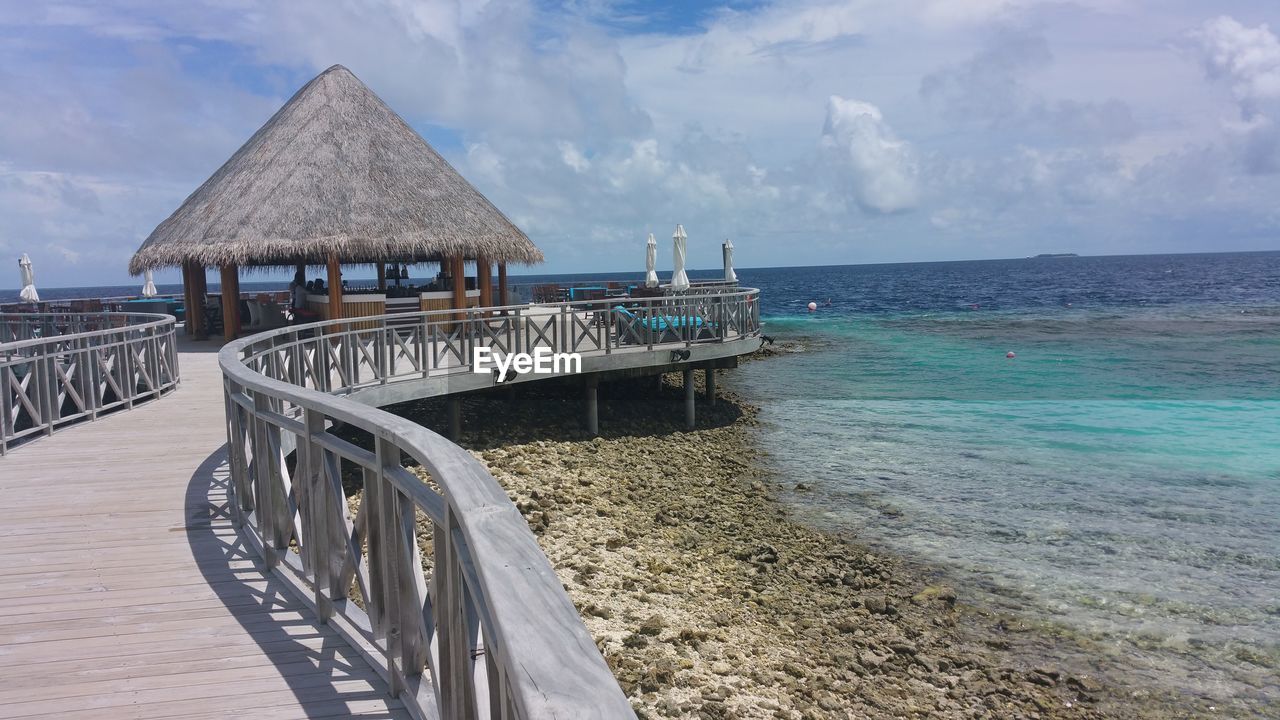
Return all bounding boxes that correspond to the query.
[3,0,1280,288]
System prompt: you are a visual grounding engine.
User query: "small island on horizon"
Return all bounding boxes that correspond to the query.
[1031,252,1080,258]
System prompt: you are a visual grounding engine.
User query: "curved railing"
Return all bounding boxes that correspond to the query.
[1,312,179,454]
[221,288,761,719]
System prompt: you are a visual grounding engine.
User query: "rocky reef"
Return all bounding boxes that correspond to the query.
[354,369,1178,720]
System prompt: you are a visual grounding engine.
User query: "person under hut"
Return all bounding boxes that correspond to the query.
[288,271,319,324]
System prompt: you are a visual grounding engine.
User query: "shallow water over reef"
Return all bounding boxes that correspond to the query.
[730,253,1280,712]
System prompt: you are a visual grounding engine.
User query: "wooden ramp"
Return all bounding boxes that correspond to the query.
[0,339,408,719]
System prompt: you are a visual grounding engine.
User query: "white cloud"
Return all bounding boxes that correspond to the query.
[465,142,506,187]
[557,141,591,173]
[1197,16,1280,112]
[820,96,918,213]
[1195,16,1280,173]
[919,29,1138,146]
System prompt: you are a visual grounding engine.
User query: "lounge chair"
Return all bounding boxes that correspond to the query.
[613,305,713,344]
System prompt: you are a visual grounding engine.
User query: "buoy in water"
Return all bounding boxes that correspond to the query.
[807,302,818,312]
[1006,351,1016,359]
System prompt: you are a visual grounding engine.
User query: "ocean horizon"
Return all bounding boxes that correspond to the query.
[5,248,1278,304]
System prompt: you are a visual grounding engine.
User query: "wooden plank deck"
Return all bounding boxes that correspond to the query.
[0,337,408,719]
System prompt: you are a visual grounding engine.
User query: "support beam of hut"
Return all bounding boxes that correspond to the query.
[705,367,716,406]
[450,255,467,311]
[220,265,241,340]
[477,257,493,310]
[191,264,208,340]
[180,263,194,336]
[327,254,343,321]
[376,263,386,291]
[497,262,508,307]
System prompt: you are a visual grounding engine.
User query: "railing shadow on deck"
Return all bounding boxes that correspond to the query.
[183,446,408,719]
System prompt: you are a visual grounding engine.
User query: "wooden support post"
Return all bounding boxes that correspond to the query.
[180,263,194,335]
[585,376,599,436]
[450,255,467,330]
[683,367,695,430]
[220,264,241,340]
[327,254,343,321]
[477,256,492,310]
[192,264,208,340]
[376,263,387,291]
[447,396,462,441]
[450,255,467,310]
[497,262,508,307]
[705,367,716,406]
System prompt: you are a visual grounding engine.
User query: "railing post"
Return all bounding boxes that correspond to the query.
[558,305,568,354]
[342,331,357,391]
[645,300,655,351]
[434,507,480,719]
[252,390,279,568]
[303,407,332,620]
[121,331,135,409]
[87,336,103,419]
[147,333,160,398]
[378,320,391,383]
[375,436,406,698]
[38,350,55,436]
[223,378,250,527]
[0,364,12,454]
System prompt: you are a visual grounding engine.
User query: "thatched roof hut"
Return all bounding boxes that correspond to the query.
[129,64,541,274]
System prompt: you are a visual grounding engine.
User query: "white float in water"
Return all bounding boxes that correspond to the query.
[807,302,817,312]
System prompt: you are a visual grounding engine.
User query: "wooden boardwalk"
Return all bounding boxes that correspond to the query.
[0,338,408,719]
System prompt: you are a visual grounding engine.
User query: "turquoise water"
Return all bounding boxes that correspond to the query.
[730,254,1280,707]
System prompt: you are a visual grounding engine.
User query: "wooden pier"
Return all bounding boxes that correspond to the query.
[1,287,762,718]
[0,343,408,718]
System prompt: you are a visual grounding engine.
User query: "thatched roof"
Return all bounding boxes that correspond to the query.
[129,65,542,274]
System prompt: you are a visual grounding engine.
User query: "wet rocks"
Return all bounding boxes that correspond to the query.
[365,376,1180,719]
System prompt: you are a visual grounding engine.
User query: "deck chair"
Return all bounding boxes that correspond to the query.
[613,305,712,344]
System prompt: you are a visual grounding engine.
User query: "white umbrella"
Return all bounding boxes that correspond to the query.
[644,233,659,288]
[722,238,737,283]
[142,270,158,298]
[18,254,39,303]
[670,224,690,291]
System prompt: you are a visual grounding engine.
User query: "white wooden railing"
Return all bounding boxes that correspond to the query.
[220,288,761,719]
[1,312,179,454]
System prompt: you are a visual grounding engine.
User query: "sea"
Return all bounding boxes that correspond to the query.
[5,251,1277,709]
[731,252,1280,711]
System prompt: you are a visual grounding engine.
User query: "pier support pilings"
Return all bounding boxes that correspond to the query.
[447,396,462,441]
[684,367,696,430]
[705,367,716,406]
[585,376,599,436]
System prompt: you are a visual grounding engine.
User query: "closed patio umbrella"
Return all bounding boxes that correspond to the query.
[18,254,39,303]
[670,224,690,291]
[722,238,737,283]
[645,233,659,288]
[142,270,158,298]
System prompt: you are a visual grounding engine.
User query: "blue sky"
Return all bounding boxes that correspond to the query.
[3,1,1280,288]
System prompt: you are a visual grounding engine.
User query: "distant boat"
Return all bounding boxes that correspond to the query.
[1030,253,1079,258]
